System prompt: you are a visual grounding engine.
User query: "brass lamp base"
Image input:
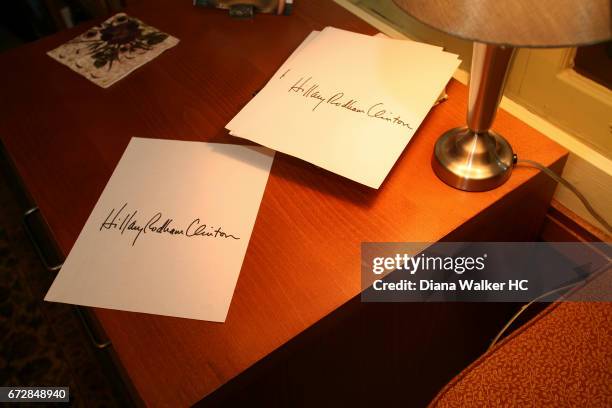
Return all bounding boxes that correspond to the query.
[432,127,515,192]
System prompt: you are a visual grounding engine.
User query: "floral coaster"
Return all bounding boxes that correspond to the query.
[48,13,179,88]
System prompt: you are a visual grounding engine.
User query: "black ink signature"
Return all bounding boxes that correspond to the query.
[100,203,240,246]
[286,75,413,130]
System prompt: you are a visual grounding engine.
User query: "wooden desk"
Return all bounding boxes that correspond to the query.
[0,0,567,406]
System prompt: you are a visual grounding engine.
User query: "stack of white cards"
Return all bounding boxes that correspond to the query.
[227,27,460,188]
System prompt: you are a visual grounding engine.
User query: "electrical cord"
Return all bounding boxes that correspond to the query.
[487,158,611,349]
[516,158,612,234]
[488,280,581,350]
[488,261,610,350]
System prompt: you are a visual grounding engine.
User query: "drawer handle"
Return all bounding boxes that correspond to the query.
[23,207,64,272]
[76,306,112,349]
[22,208,110,349]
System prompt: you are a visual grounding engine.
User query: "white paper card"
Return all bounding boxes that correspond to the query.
[228,30,449,137]
[45,138,274,322]
[227,27,459,188]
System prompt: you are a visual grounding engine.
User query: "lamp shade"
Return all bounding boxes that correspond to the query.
[393,0,612,47]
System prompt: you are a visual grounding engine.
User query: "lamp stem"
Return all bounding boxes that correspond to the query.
[430,42,516,191]
[467,43,515,133]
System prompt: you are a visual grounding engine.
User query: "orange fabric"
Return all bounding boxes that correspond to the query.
[430,272,612,407]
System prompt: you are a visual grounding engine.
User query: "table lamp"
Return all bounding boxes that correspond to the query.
[393,0,611,191]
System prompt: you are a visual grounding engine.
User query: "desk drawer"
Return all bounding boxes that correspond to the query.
[0,140,111,350]
[0,138,144,405]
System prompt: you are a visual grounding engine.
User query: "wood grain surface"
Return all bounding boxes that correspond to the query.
[0,0,567,406]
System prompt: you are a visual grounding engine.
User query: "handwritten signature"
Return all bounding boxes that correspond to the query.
[283,70,413,130]
[99,203,240,246]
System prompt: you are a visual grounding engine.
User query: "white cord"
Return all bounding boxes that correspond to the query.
[488,158,611,349]
[517,159,612,234]
[488,281,580,350]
